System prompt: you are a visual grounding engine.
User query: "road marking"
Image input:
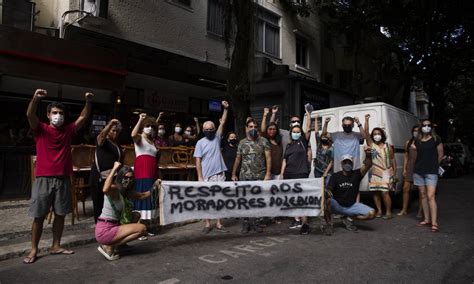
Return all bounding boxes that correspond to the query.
[158,278,180,284]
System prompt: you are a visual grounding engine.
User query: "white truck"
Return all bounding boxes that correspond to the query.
[305,102,419,193]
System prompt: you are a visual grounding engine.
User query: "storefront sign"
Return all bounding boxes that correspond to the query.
[144,90,188,113]
[159,179,324,225]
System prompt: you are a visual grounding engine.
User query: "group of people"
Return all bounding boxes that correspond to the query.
[23,88,444,263]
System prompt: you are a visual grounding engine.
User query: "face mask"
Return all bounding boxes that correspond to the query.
[422,126,431,134]
[121,177,133,192]
[248,128,258,138]
[184,130,192,136]
[158,129,165,136]
[143,126,153,136]
[342,163,353,172]
[204,130,216,140]
[229,138,238,145]
[343,125,353,133]
[175,127,182,134]
[51,114,64,127]
[290,121,301,127]
[291,132,301,140]
[412,131,418,139]
[373,135,382,142]
[321,139,329,145]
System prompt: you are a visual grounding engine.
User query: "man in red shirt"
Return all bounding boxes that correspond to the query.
[23,89,93,264]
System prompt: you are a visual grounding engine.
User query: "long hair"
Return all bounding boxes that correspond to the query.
[115,165,134,191]
[266,122,281,145]
[370,127,387,144]
[406,125,419,151]
[288,125,303,144]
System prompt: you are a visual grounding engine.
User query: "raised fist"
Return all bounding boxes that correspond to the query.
[365,114,371,120]
[158,112,165,117]
[272,105,279,113]
[85,92,94,101]
[263,107,270,115]
[113,161,122,169]
[110,119,120,125]
[194,117,199,122]
[354,117,360,124]
[34,89,47,99]
[139,113,147,120]
[325,117,331,123]
[222,101,229,109]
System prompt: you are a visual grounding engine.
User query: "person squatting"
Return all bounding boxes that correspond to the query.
[24,89,444,263]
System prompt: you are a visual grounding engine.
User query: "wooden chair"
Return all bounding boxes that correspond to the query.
[70,144,95,223]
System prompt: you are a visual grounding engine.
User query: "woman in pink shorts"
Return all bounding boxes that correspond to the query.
[95,161,155,261]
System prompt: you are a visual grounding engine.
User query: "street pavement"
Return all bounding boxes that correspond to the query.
[0,175,473,283]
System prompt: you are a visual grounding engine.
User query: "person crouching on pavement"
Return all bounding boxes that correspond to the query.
[323,150,376,235]
[95,162,151,261]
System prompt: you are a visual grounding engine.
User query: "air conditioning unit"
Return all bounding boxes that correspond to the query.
[82,0,108,19]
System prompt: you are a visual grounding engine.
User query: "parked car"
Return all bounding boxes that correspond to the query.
[440,147,464,178]
[444,142,472,172]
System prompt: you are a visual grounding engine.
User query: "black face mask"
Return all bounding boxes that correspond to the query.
[343,125,353,133]
[204,130,216,140]
[229,138,238,145]
[321,139,329,145]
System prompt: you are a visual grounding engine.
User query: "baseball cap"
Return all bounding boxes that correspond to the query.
[341,154,353,163]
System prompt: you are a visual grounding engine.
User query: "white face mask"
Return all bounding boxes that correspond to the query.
[422,126,431,134]
[51,114,64,127]
[184,130,191,135]
[158,129,165,136]
[175,127,182,133]
[143,126,153,136]
[413,131,418,138]
[373,135,382,142]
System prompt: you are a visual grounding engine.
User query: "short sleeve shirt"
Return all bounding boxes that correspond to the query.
[33,122,77,177]
[194,135,227,179]
[283,138,310,176]
[327,170,363,207]
[414,137,442,175]
[331,131,363,172]
[237,136,271,180]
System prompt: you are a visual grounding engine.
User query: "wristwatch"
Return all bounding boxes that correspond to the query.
[358,123,362,127]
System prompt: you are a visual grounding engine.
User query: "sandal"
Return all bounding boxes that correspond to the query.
[417,221,432,227]
[383,214,393,220]
[431,224,439,233]
[397,211,407,216]
[23,255,37,264]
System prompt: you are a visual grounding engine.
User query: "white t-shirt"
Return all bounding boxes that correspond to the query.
[194,134,227,179]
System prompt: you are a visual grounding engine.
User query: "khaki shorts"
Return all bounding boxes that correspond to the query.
[29,177,72,218]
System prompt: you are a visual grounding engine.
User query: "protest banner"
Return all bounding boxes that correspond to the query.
[159,178,323,225]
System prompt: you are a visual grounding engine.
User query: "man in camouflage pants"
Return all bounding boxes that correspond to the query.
[232,119,272,233]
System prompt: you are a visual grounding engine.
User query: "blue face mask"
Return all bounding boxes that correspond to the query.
[291,132,301,140]
[248,128,258,138]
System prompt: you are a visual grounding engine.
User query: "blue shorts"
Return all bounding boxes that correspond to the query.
[413,173,438,187]
[330,199,374,217]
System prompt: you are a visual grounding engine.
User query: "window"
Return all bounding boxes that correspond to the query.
[207,0,225,37]
[338,69,353,90]
[295,35,308,68]
[257,8,280,58]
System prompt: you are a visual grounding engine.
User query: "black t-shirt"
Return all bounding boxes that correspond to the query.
[414,137,441,175]
[222,142,237,172]
[328,170,363,207]
[283,138,310,175]
[95,139,122,172]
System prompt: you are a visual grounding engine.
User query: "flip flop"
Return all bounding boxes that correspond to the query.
[23,255,37,264]
[397,211,408,216]
[383,214,393,220]
[49,249,74,255]
[431,224,439,233]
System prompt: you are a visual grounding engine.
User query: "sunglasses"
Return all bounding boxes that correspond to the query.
[291,120,300,123]
[422,124,432,127]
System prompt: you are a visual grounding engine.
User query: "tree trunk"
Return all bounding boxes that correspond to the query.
[226,0,256,139]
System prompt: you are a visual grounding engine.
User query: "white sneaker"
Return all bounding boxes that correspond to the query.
[97,246,120,261]
[138,236,148,241]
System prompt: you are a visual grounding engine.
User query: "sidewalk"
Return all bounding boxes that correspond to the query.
[0,199,97,261]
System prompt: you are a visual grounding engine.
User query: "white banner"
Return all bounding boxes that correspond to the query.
[159,178,324,225]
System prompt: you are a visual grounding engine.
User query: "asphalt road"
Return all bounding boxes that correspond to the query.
[1,175,473,283]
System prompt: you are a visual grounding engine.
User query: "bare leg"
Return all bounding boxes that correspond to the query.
[26,216,46,259]
[382,192,392,216]
[373,192,383,216]
[204,219,211,228]
[50,214,66,252]
[418,185,431,223]
[426,185,438,226]
[216,218,223,228]
[110,223,147,246]
[399,181,411,214]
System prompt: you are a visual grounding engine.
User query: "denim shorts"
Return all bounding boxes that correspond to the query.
[330,199,374,217]
[413,173,438,187]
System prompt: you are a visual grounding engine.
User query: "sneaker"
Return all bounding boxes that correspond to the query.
[342,217,358,232]
[147,232,155,237]
[215,226,228,233]
[97,245,120,261]
[202,226,212,234]
[241,221,250,234]
[138,236,148,241]
[289,219,302,229]
[320,224,334,236]
[300,223,311,235]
